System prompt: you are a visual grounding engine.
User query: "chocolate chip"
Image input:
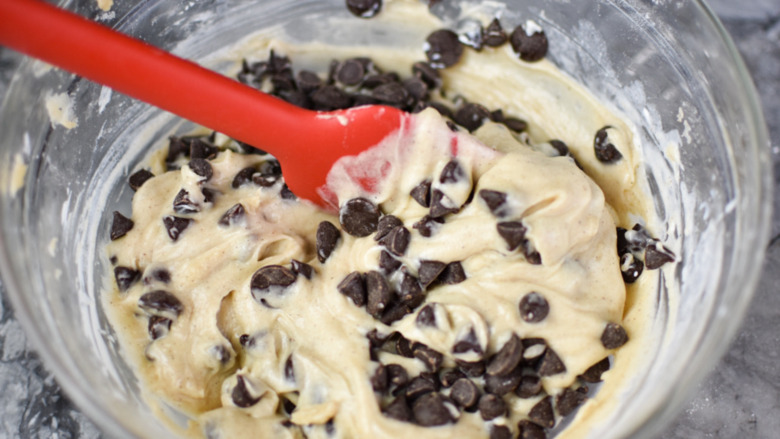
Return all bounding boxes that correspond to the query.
[515,374,543,398]
[311,85,353,110]
[362,72,398,89]
[412,62,442,89]
[387,363,409,388]
[450,378,480,409]
[483,18,507,47]
[316,221,341,262]
[645,244,675,269]
[439,369,466,388]
[405,376,437,401]
[232,375,262,408]
[510,24,549,62]
[284,355,296,383]
[497,221,527,251]
[439,161,464,185]
[556,387,588,417]
[166,136,189,164]
[487,334,523,376]
[440,261,467,284]
[484,365,523,396]
[413,343,443,372]
[517,420,547,439]
[337,271,367,307]
[138,290,184,317]
[620,252,644,283]
[549,139,569,156]
[114,266,140,292]
[371,364,388,392]
[144,268,171,284]
[537,346,566,376]
[266,50,292,75]
[412,392,453,426]
[490,425,513,439]
[232,167,257,188]
[250,265,297,306]
[580,357,611,383]
[478,393,506,420]
[380,226,411,256]
[618,224,654,255]
[416,304,437,328]
[189,158,213,181]
[410,179,433,207]
[418,260,447,288]
[523,242,542,265]
[201,187,216,204]
[379,250,402,274]
[384,394,412,422]
[336,59,366,85]
[399,273,425,308]
[280,184,296,200]
[147,315,172,340]
[479,189,508,217]
[601,322,629,349]
[281,397,296,416]
[528,395,555,428]
[218,203,246,227]
[425,29,464,68]
[189,138,217,160]
[296,70,322,93]
[403,77,429,102]
[454,103,491,132]
[372,82,409,106]
[110,211,134,240]
[162,216,192,241]
[173,189,199,214]
[594,126,623,163]
[291,259,314,280]
[453,328,482,356]
[429,190,459,218]
[340,198,380,237]
[367,328,387,349]
[346,0,382,18]
[375,215,403,241]
[395,334,415,358]
[456,359,486,377]
[366,271,393,318]
[519,292,549,323]
[413,215,443,237]
[501,117,528,133]
[128,169,154,191]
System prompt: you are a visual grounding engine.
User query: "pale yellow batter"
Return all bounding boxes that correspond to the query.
[104,1,666,438]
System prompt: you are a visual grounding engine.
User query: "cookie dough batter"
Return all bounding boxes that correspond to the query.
[104,1,671,438]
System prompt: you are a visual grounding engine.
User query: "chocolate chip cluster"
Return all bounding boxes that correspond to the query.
[617,224,675,283]
[109,132,294,347]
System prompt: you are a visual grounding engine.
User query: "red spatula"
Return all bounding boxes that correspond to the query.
[0,0,407,206]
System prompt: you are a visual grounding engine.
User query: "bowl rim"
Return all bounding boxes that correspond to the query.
[0,0,772,437]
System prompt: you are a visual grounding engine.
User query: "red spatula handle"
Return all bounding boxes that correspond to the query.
[0,0,309,154]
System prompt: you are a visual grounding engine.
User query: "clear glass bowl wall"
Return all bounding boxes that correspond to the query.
[0,0,770,438]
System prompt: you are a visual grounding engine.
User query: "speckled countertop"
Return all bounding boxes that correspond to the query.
[1,1,779,437]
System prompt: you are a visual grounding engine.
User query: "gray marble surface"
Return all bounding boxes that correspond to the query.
[0,1,778,438]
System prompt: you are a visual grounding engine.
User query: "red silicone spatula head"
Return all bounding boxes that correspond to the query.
[0,0,407,207]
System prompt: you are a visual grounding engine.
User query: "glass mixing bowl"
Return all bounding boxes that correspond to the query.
[0,0,771,437]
